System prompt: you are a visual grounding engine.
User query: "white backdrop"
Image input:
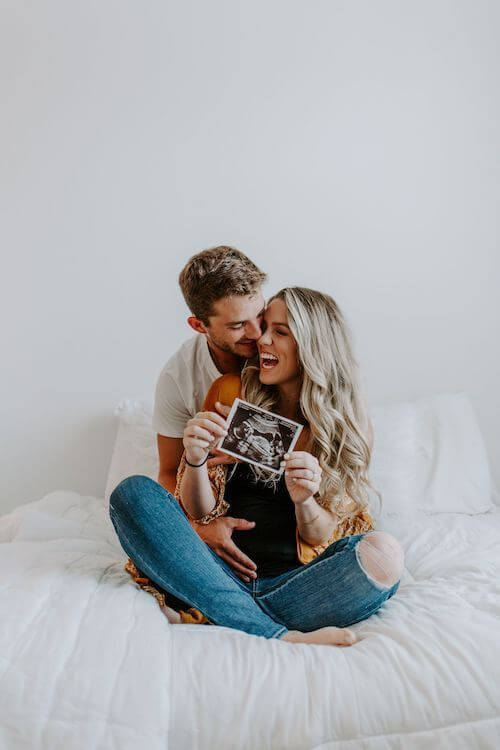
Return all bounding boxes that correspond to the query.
[1,1,499,514]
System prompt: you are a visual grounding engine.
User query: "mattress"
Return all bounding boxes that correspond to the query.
[0,490,499,749]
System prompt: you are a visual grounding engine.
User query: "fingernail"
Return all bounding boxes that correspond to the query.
[284,454,289,459]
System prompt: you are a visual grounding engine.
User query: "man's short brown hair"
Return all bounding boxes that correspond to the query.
[178,245,267,324]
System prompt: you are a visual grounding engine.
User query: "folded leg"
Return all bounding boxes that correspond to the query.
[256,532,403,631]
[109,475,287,639]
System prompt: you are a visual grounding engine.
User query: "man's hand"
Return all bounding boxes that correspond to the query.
[206,449,240,468]
[192,516,257,582]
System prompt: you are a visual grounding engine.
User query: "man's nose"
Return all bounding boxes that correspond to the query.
[245,319,263,339]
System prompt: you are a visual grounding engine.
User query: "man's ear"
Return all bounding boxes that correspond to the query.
[187,316,208,335]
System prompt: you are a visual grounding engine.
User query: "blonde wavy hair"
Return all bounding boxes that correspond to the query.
[240,287,383,522]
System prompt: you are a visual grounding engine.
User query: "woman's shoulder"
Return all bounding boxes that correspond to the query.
[202,373,242,411]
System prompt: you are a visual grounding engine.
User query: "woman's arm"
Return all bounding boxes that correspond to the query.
[180,373,241,517]
[294,416,373,546]
[179,410,228,519]
[179,462,218,520]
[282,450,338,546]
[294,497,337,546]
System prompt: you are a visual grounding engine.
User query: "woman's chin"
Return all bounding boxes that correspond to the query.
[259,365,301,387]
[259,367,280,384]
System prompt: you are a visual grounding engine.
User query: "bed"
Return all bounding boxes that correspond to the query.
[1,391,499,749]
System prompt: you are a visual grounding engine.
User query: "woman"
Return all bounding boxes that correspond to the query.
[110,288,404,647]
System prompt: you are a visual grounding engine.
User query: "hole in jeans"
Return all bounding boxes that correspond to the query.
[355,531,404,591]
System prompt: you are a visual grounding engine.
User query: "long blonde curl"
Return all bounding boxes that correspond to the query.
[241,287,382,522]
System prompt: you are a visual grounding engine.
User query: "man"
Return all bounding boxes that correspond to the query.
[153,245,266,582]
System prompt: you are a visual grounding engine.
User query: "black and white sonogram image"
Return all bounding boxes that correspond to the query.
[216,398,303,474]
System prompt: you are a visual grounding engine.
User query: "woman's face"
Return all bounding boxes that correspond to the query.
[257,298,300,386]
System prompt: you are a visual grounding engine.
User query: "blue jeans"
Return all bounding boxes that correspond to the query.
[109,475,400,640]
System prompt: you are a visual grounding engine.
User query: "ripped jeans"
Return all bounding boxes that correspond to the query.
[109,475,401,640]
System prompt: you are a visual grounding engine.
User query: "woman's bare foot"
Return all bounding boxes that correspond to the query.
[160,604,182,624]
[280,626,357,647]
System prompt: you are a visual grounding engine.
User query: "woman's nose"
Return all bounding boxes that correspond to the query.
[257,328,272,346]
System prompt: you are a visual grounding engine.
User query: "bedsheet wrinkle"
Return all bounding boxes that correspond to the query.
[0,491,499,750]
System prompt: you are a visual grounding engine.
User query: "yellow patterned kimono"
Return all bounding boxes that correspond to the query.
[125,373,374,624]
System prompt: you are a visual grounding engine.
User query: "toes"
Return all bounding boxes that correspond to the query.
[326,626,357,646]
[343,628,357,645]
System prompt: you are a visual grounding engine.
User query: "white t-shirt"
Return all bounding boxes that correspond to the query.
[152,334,222,438]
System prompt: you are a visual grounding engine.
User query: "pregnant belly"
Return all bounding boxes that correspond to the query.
[231,511,301,577]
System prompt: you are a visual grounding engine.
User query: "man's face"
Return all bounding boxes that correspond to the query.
[204,292,266,359]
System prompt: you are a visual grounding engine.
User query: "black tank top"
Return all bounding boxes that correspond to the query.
[225,463,302,577]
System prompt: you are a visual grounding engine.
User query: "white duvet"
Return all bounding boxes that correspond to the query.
[1,490,499,750]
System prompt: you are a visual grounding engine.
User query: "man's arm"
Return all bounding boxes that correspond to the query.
[157,435,185,494]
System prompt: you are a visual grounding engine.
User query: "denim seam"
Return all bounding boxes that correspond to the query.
[110,511,285,639]
[205,546,254,596]
[257,555,341,601]
[257,535,402,606]
[256,540,359,601]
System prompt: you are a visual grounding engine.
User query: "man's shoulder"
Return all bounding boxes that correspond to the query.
[203,373,242,410]
[213,372,242,391]
[158,334,206,375]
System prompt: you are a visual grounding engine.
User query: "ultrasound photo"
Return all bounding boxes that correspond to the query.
[216,398,303,474]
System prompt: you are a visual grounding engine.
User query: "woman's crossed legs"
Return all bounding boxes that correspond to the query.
[109,475,403,645]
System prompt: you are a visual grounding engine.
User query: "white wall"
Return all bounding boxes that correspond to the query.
[1,0,499,514]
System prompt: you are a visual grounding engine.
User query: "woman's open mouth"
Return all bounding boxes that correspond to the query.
[260,352,280,370]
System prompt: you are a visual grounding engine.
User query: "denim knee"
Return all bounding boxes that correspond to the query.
[109,474,174,519]
[110,474,149,507]
[356,531,405,591]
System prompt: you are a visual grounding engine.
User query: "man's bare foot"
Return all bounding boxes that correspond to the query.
[280,626,357,647]
[160,604,182,624]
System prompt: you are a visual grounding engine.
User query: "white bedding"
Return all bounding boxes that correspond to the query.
[1,491,499,750]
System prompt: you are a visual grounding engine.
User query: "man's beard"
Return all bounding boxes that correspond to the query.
[208,332,258,358]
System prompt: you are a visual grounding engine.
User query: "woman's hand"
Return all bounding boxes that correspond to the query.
[183,410,228,465]
[207,402,241,468]
[282,451,322,505]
